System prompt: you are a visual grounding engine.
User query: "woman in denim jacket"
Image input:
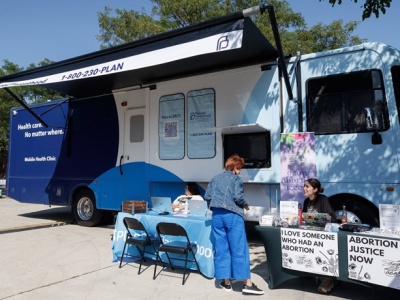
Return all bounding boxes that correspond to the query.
[204,154,263,295]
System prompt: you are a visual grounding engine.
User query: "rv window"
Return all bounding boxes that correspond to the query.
[187,89,216,159]
[130,115,144,143]
[159,93,185,160]
[306,70,390,134]
[223,132,271,169]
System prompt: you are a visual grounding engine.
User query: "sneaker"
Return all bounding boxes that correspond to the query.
[318,277,334,294]
[220,281,232,292]
[242,283,264,295]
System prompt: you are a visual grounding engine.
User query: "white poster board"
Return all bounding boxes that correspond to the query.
[280,200,298,219]
[379,204,400,231]
[281,228,339,277]
[347,234,400,290]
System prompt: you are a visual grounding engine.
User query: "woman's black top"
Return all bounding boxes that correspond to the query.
[302,194,336,221]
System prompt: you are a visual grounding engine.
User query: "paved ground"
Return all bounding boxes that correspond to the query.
[0,196,398,300]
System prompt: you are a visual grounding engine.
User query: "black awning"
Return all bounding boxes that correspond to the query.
[0,16,277,98]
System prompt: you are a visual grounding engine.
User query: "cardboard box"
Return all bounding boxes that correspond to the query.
[122,200,148,214]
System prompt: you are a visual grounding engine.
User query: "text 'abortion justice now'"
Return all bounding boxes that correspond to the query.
[348,235,398,264]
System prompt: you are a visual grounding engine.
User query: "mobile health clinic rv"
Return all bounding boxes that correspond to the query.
[1,4,400,227]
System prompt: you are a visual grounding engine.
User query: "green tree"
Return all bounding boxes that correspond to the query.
[97,0,228,48]
[0,59,63,177]
[283,20,363,54]
[325,0,392,20]
[97,0,363,56]
[0,60,22,178]
[243,0,363,55]
[97,6,165,49]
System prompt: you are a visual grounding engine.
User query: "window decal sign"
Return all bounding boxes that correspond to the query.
[187,89,215,159]
[159,94,185,159]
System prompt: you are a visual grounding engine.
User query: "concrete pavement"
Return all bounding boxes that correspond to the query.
[0,196,397,299]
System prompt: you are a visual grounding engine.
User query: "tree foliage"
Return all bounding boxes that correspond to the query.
[325,0,392,20]
[0,59,62,177]
[97,0,364,56]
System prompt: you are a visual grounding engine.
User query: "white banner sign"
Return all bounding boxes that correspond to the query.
[347,234,400,290]
[281,228,339,277]
[379,204,400,231]
[0,30,243,89]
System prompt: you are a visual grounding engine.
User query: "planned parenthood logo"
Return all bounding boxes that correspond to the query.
[189,112,211,121]
[216,35,229,50]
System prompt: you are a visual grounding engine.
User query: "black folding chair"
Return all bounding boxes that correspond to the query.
[119,217,158,274]
[153,222,200,285]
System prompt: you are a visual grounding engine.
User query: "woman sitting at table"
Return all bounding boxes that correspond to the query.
[302,178,337,295]
[172,182,204,212]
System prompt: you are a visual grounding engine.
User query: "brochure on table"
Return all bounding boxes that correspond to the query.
[347,234,400,290]
[280,200,298,219]
[280,228,339,277]
[279,200,300,226]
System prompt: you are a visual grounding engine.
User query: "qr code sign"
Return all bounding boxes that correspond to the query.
[164,121,178,138]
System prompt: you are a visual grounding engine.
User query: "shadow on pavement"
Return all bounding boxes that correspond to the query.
[18,206,75,224]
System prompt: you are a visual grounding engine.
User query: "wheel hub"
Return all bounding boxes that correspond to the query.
[77,197,93,221]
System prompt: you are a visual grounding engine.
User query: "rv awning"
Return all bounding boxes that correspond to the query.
[0,15,277,98]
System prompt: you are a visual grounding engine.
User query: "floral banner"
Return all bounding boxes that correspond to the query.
[280,133,317,204]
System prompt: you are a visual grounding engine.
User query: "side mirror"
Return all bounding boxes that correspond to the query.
[365,108,382,145]
[371,130,383,145]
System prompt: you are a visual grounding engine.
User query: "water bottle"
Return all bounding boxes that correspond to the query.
[273,210,280,227]
[341,205,348,224]
[298,203,303,225]
[183,202,189,214]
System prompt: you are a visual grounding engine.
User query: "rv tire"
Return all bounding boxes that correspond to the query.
[73,190,104,227]
[330,195,379,227]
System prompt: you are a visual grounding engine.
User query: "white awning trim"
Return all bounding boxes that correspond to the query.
[0,30,243,89]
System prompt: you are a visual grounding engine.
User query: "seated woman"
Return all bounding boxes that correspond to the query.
[303,178,337,294]
[172,182,204,212]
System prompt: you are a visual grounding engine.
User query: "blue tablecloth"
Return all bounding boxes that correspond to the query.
[112,211,215,278]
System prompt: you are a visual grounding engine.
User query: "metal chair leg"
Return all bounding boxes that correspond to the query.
[119,242,128,268]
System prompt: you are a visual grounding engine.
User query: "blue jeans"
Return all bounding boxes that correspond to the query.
[212,207,250,280]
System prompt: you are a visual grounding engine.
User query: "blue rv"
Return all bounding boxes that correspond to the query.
[1,5,400,226]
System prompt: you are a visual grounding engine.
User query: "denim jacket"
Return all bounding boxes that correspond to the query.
[204,170,247,217]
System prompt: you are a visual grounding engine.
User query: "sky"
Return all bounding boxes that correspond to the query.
[0,0,399,69]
